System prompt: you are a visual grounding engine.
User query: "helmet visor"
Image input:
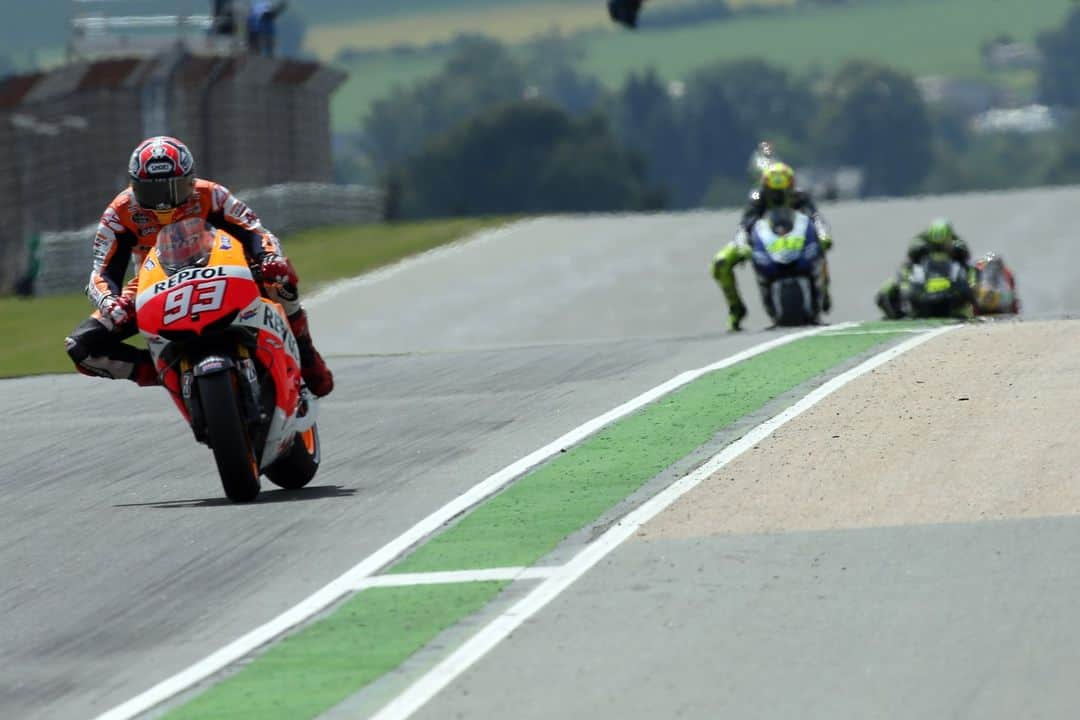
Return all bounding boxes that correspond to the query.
[157,218,215,273]
[133,176,194,211]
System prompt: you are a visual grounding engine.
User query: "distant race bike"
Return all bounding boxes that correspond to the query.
[135,218,321,502]
[901,251,973,319]
[748,207,827,326]
[972,252,1020,316]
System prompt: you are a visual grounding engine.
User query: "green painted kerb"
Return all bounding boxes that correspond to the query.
[163,325,915,720]
[830,318,958,333]
[390,331,906,573]
[163,582,505,720]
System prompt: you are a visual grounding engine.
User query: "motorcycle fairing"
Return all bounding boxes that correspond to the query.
[135,226,307,469]
[135,228,260,336]
[232,298,305,468]
[902,253,970,317]
[749,212,822,279]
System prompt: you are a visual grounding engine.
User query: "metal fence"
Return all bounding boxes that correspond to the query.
[34,183,385,295]
[0,51,346,295]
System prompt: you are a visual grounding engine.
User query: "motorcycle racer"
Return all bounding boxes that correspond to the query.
[712,161,834,330]
[972,251,1020,315]
[64,135,334,396]
[875,218,974,320]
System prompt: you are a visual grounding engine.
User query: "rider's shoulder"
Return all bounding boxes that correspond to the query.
[193,178,232,210]
[102,189,141,227]
[106,187,135,210]
[748,188,763,204]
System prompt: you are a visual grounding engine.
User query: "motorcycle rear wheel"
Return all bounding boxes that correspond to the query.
[198,372,261,503]
[266,426,320,490]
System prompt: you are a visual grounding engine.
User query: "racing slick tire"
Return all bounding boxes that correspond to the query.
[266,426,320,490]
[198,372,261,503]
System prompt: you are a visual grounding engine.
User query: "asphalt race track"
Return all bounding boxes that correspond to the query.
[3,186,1079,719]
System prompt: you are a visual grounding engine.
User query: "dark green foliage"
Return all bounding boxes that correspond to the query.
[522,34,605,116]
[362,35,605,175]
[397,101,658,217]
[609,60,815,208]
[694,59,817,143]
[679,67,755,203]
[1037,7,1080,107]
[610,69,684,200]
[1040,114,1080,185]
[364,36,527,172]
[920,130,1062,194]
[815,60,933,195]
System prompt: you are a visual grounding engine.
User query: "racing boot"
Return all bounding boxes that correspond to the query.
[65,317,159,387]
[131,351,159,387]
[819,259,832,314]
[875,280,904,320]
[288,309,334,397]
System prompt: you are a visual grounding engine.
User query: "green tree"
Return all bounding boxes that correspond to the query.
[695,59,817,143]
[1037,7,1080,107]
[398,101,657,217]
[815,61,933,195]
[363,36,526,172]
[522,32,604,115]
[611,60,817,208]
[678,64,756,205]
[610,69,681,200]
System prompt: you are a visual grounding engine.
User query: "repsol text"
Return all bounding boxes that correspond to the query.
[154,266,226,294]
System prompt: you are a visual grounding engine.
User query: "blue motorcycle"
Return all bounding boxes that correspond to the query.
[748,208,827,326]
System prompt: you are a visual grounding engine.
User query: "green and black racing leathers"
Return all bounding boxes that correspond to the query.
[875,231,974,319]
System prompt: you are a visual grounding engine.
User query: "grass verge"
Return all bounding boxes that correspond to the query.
[1,218,510,379]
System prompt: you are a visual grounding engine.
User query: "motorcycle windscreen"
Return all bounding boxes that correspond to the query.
[157,218,216,274]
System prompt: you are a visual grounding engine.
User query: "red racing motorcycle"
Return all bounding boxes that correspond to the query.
[135,218,320,502]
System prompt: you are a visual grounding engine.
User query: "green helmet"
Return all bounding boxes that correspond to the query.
[926,218,955,247]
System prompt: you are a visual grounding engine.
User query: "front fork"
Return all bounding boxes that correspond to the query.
[179,347,263,444]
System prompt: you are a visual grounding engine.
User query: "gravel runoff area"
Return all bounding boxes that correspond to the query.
[645,319,1080,539]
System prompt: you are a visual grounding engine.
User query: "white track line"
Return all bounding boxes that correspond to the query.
[822,328,940,336]
[359,567,556,589]
[370,324,958,720]
[94,323,847,720]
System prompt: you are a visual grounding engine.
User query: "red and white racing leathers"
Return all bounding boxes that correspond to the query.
[89,179,287,317]
[67,179,334,396]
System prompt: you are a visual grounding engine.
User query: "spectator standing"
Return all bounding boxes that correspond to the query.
[247,1,289,56]
[210,0,237,36]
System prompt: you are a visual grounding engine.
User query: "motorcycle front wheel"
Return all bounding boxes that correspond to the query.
[197,371,261,503]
